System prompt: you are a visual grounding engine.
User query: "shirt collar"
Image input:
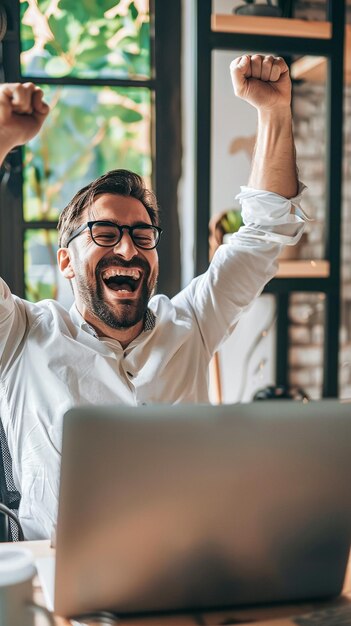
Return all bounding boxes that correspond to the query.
[144,308,156,331]
[69,304,156,338]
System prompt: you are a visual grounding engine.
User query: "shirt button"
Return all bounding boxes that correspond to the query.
[126,371,134,378]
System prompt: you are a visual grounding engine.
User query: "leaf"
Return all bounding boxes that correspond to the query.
[226,210,242,231]
[20,1,29,18]
[78,44,110,64]
[120,87,150,105]
[48,13,71,53]
[139,20,150,56]
[221,211,242,233]
[129,53,150,77]
[81,58,108,72]
[130,2,138,20]
[113,105,143,123]
[21,25,35,52]
[37,0,52,11]
[100,0,121,11]
[58,1,88,24]
[45,42,59,57]
[79,0,104,19]
[45,57,72,77]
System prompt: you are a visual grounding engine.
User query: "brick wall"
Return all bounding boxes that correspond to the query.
[288,0,351,399]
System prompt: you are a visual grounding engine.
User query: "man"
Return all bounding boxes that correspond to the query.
[0,55,305,540]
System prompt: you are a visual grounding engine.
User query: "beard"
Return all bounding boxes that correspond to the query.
[75,256,157,330]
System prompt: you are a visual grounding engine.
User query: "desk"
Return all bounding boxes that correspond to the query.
[28,541,351,626]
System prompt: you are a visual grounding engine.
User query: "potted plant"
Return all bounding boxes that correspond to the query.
[209,209,243,260]
[234,0,293,18]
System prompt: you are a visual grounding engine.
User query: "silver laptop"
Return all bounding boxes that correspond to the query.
[54,400,351,618]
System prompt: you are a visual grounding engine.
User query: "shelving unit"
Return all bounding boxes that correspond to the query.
[291,25,351,83]
[195,0,346,397]
[212,12,351,84]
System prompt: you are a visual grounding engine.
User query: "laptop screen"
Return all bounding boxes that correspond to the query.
[54,400,351,618]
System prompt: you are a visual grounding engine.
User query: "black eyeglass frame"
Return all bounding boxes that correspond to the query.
[65,220,163,250]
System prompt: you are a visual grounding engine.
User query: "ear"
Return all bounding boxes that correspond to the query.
[57,248,75,279]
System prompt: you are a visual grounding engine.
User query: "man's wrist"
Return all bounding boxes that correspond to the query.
[257,106,292,125]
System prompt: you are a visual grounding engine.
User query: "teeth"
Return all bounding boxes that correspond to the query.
[102,267,141,281]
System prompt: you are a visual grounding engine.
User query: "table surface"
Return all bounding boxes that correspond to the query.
[27,540,351,626]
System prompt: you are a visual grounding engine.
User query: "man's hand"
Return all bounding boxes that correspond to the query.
[230,54,291,111]
[0,82,49,154]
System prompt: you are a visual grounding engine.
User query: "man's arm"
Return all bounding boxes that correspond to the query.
[174,54,305,358]
[230,54,298,199]
[0,83,49,369]
[0,82,49,165]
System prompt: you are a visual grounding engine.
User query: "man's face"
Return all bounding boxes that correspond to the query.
[59,193,159,334]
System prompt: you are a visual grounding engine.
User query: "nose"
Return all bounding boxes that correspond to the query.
[112,229,138,260]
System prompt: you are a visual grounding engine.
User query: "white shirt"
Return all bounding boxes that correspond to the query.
[0,186,306,539]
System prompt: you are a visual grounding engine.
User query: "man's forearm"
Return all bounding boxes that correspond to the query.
[249,107,298,199]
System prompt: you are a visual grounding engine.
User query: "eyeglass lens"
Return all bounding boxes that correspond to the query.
[91,223,158,249]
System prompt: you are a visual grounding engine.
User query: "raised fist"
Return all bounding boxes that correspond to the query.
[0,82,50,151]
[230,54,291,111]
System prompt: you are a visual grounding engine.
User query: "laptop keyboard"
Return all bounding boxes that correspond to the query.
[293,605,351,625]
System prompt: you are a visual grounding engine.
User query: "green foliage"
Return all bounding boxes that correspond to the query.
[220,210,243,234]
[21,24,35,52]
[23,85,151,222]
[20,1,152,302]
[112,104,143,123]
[20,0,150,79]
[27,280,56,301]
[24,230,58,302]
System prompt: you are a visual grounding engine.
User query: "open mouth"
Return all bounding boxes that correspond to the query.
[101,267,142,294]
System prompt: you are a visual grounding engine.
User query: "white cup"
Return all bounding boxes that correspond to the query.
[0,545,54,626]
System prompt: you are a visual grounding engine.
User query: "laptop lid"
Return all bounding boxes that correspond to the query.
[54,400,351,618]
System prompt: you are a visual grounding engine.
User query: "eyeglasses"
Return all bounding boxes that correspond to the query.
[66,220,162,250]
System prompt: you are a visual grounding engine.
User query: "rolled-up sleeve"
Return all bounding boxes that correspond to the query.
[174,184,308,357]
[234,182,308,246]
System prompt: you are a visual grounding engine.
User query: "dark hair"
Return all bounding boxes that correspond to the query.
[57,169,160,247]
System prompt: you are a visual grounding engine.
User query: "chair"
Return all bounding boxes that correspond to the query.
[0,419,24,541]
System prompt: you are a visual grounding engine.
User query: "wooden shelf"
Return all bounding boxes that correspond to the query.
[291,55,328,82]
[211,15,350,84]
[211,14,331,39]
[291,25,351,83]
[276,260,329,278]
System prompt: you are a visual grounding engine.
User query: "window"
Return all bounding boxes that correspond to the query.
[0,0,181,301]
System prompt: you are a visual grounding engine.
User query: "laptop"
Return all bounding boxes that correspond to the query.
[54,400,351,618]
